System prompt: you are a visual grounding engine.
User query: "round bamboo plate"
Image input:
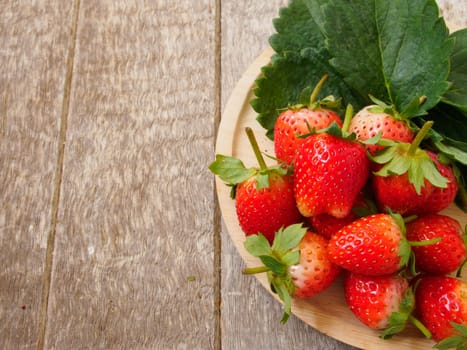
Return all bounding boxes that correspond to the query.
[215,47,467,349]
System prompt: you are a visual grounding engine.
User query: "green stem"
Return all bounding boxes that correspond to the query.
[407,121,434,156]
[245,127,267,171]
[408,237,442,247]
[410,315,432,339]
[242,266,270,274]
[403,215,418,224]
[309,74,329,105]
[342,103,354,133]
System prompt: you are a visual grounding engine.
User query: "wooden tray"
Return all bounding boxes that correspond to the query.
[215,47,467,349]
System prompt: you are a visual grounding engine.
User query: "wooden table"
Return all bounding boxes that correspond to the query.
[1,1,466,349]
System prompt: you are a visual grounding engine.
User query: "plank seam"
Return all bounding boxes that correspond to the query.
[36,0,81,349]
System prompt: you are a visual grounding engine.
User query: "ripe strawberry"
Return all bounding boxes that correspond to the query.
[274,75,342,165]
[371,121,449,215]
[344,273,417,338]
[243,224,341,323]
[209,127,302,243]
[309,213,358,240]
[309,193,376,239]
[406,214,466,275]
[294,105,370,218]
[415,276,467,342]
[411,151,459,215]
[327,213,411,276]
[349,99,414,155]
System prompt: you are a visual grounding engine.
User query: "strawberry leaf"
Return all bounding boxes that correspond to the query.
[259,255,287,275]
[244,234,272,257]
[209,155,256,185]
[380,284,414,339]
[435,322,467,350]
[281,250,301,266]
[443,29,467,112]
[322,0,453,116]
[271,223,307,257]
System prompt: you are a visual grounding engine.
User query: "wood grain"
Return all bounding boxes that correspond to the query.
[43,1,218,349]
[0,2,74,349]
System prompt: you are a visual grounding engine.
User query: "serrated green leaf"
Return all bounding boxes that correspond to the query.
[256,171,270,190]
[244,234,272,257]
[452,322,467,337]
[282,250,301,266]
[398,236,412,267]
[259,255,287,275]
[272,279,293,324]
[251,0,362,140]
[271,223,307,256]
[322,0,453,115]
[209,155,256,185]
[371,146,398,165]
[420,155,449,189]
[443,29,467,112]
[269,0,324,55]
[435,335,467,350]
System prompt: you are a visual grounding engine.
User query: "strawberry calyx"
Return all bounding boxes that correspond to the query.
[380,285,432,340]
[367,94,426,121]
[434,322,467,349]
[209,127,289,198]
[285,74,341,112]
[371,121,449,194]
[242,223,308,323]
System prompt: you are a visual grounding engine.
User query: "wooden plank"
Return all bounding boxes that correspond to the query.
[44,0,218,348]
[0,2,74,349]
[219,1,467,350]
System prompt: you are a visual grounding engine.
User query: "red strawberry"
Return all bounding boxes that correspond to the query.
[273,74,342,165]
[406,214,466,275]
[371,121,449,215]
[243,224,341,323]
[344,273,415,338]
[328,213,410,276]
[294,105,370,218]
[411,151,459,215]
[309,213,358,240]
[349,101,414,155]
[209,127,302,243]
[288,230,341,298]
[308,193,375,239]
[415,276,467,342]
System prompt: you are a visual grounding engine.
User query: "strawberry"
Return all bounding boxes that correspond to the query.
[349,97,414,155]
[406,214,466,275]
[294,105,370,218]
[343,272,428,339]
[411,151,459,215]
[415,276,467,342]
[243,224,341,323]
[308,193,376,239]
[209,127,302,243]
[309,213,358,240]
[371,121,449,215]
[327,213,411,276]
[274,75,342,165]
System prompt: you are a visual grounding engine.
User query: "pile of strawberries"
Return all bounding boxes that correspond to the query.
[210,76,467,347]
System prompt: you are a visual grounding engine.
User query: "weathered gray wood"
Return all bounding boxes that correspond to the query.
[43,1,218,349]
[0,2,74,349]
